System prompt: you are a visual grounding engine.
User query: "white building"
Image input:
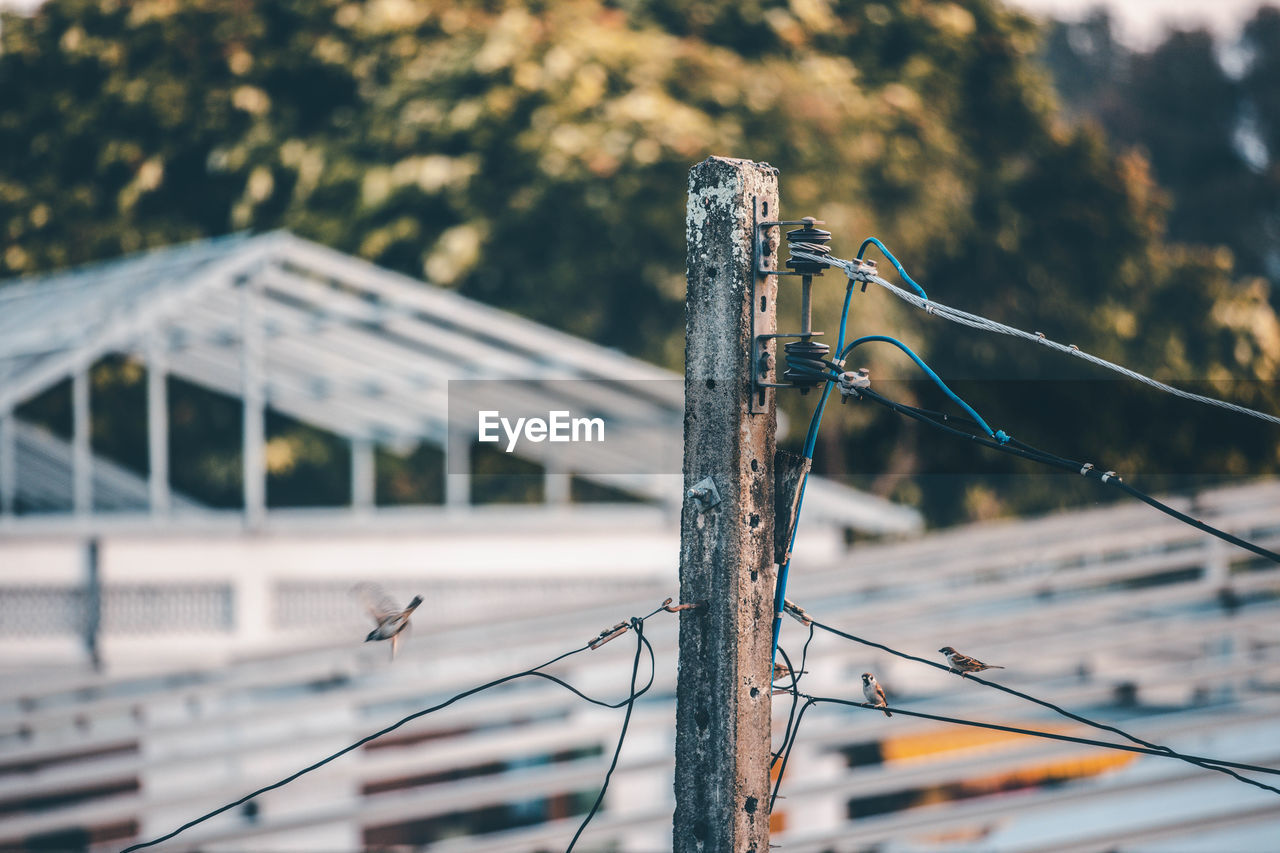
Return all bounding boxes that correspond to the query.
[0,231,919,668]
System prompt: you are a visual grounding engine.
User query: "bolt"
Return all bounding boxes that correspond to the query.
[687,487,710,502]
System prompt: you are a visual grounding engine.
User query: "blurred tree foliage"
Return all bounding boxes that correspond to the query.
[1042,6,1280,285]
[2,0,1278,524]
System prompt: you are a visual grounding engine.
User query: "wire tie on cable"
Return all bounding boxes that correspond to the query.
[1035,332,1046,342]
[1080,462,1094,476]
[1069,344,1080,352]
[589,621,630,650]
[784,599,813,626]
[995,429,1011,444]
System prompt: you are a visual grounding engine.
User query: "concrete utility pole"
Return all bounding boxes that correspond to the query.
[674,157,779,852]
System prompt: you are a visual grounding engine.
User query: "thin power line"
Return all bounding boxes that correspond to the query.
[772,624,816,772]
[791,245,1280,428]
[121,605,669,853]
[779,695,1280,796]
[798,614,1280,791]
[566,617,649,852]
[854,385,1280,564]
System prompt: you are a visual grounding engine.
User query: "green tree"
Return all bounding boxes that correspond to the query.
[2,0,1277,524]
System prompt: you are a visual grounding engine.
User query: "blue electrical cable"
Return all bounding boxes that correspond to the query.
[857,238,928,300]
[770,282,855,667]
[841,334,1008,443]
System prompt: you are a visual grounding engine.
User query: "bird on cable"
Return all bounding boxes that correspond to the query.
[353,583,423,660]
[938,646,1004,676]
[861,672,891,717]
[773,662,808,683]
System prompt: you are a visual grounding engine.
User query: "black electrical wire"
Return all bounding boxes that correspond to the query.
[794,695,1280,795]
[771,688,1280,809]
[566,618,648,852]
[773,644,802,771]
[769,695,813,813]
[848,385,1280,564]
[805,616,1280,789]
[121,608,666,853]
[772,624,816,772]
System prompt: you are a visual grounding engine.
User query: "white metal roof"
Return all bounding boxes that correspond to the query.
[0,231,920,533]
[9,420,202,514]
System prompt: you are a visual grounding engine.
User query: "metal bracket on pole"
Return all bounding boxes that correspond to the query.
[686,476,722,511]
[750,201,832,412]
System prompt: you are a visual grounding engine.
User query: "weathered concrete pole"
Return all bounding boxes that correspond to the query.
[674,157,779,853]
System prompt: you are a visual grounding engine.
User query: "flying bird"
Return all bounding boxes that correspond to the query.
[938,646,1004,676]
[861,672,891,717]
[353,583,423,660]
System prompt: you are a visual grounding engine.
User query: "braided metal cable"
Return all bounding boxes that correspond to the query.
[790,247,1280,427]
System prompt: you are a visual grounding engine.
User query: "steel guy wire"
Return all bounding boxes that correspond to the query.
[790,245,1280,428]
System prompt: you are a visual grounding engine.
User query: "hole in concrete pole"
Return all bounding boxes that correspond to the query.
[706,378,716,390]
[760,295,767,311]
[744,796,759,814]
[750,570,758,581]
[749,513,760,528]
[751,459,758,472]
[750,687,759,698]
[693,819,709,842]
[695,707,710,731]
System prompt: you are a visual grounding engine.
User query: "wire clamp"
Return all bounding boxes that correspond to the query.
[1101,470,1120,483]
[589,621,630,650]
[1079,462,1094,476]
[844,257,879,288]
[836,367,870,402]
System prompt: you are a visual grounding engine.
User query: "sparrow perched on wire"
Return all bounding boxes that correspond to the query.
[861,672,891,717]
[773,663,808,683]
[353,583,423,660]
[938,646,1004,676]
